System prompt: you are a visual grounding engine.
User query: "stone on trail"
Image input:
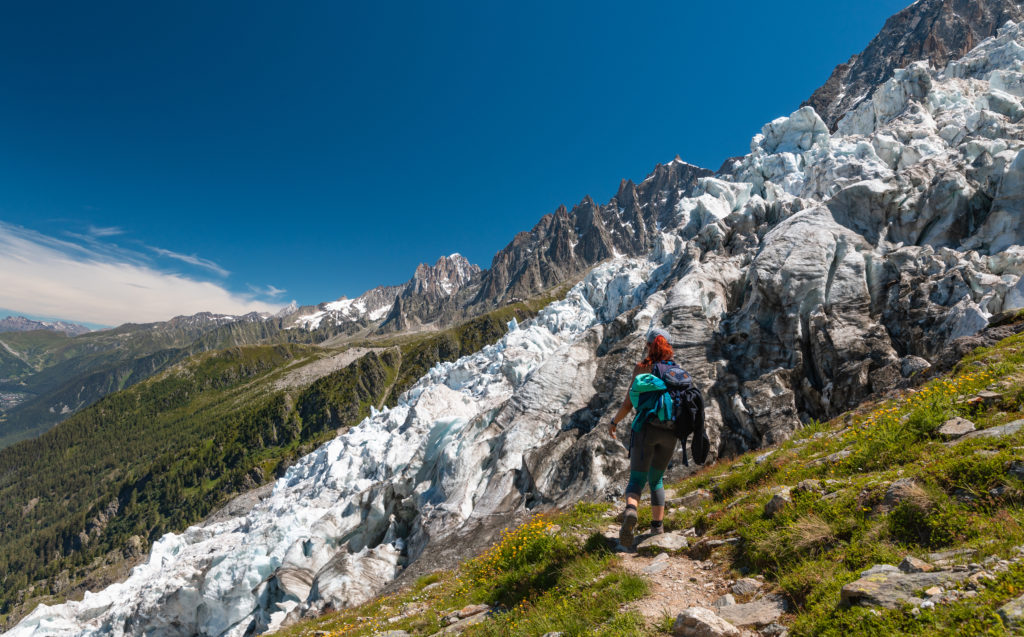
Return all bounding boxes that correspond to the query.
[758,623,788,637]
[714,594,737,608]
[377,632,411,637]
[716,595,788,628]
[974,390,1003,406]
[899,556,934,573]
[936,417,976,439]
[637,532,689,556]
[672,607,741,637]
[731,577,763,597]
[644,559,671,575]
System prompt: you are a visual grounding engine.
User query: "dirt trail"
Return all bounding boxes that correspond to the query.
[601,524,733,627]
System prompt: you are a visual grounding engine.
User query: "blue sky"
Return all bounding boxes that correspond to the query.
[0,1,911,326]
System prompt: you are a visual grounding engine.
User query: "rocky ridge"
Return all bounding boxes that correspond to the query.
[805,0,1024,129]
[286,160,710,335]
[13,13,1024,637]
[0,315,91,336]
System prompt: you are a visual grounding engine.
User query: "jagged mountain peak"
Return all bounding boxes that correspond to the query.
[805,0,1024,129]
[409,253,481,296]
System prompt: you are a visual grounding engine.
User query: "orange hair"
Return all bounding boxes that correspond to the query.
[641,335,673,366]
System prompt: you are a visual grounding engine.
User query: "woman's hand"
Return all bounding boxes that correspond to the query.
[608,418,618,440]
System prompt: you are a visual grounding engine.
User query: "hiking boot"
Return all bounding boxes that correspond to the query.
[649,521,664,536]
[619,507,638,548]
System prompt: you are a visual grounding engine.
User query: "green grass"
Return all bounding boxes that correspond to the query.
[277,503,652,637]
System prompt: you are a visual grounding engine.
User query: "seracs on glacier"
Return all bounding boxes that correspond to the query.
[14,19,1024,637]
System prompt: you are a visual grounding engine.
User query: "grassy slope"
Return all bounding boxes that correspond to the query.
[280,320,1024,636]
[278,504,652,637]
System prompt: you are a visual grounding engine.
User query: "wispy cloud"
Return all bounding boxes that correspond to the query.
[149,246,230,278]
[0,222,280,326]
[248,283,287,298]
[87,225,124,237]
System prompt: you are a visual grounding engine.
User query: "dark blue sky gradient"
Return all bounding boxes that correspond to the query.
[0,1,911,307]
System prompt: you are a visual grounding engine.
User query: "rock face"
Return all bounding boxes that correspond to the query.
[380,254,483,331]
[471,158,711,309]
[805,0,1024,129]
[14,14,1024,637]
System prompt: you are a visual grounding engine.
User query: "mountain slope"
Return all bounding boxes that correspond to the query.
[805,0,1024,129]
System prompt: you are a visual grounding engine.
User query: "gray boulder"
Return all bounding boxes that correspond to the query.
[936,417,976,439]
[716,595,788,628]
[672,607,741,637]
[841,567,969,609]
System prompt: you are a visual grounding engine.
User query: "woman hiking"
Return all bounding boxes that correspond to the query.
[608,328,677,548]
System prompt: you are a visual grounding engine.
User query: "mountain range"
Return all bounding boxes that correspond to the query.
[4,0,1024,633]
[0,316,90,336]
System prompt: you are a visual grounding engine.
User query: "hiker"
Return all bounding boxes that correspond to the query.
[608,328,677,547]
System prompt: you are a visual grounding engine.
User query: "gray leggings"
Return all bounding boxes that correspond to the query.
[626,425,677,506]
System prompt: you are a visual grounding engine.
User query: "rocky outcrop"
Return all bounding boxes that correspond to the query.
[379,255,482,331]
[805,0,1024,129]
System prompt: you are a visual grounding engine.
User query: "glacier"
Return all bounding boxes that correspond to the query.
[8,237,682,637]
[13,19,1024,637]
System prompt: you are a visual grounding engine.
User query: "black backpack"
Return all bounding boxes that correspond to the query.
[651,361,710,465]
